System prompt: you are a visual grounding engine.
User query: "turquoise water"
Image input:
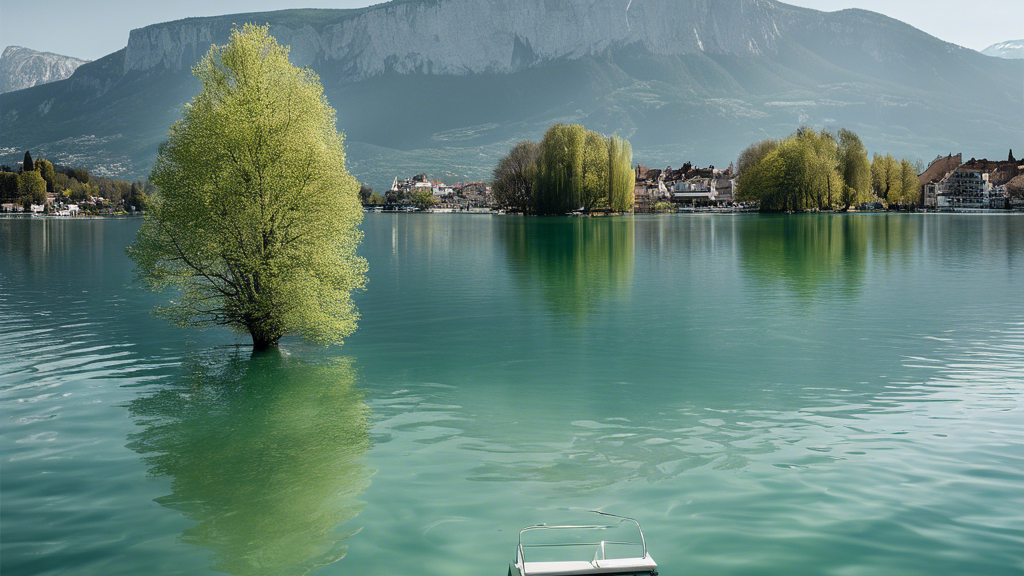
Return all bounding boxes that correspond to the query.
[2,214,1023,576]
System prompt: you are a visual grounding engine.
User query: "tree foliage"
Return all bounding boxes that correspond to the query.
[22,151,33,172]
[0,172,19,202]
[410,190,437,208]
[127,24,367,351]
[535,123,587,215]
[127,182,150,211]
[837,129,871,208]
[607,135,634,212]
[868,153,919,207]
[737,128,843,212]
[65,167,90,184]
[900,159,921,206]
[580,130,609,212]
[358,183,374,205]
[494,124,633,215]
[34,159,56,193]
[18,170,46,205]
[737,139,780,175]
[737,127,923,212]
[492,140,539,213]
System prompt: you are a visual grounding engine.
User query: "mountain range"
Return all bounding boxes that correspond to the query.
[0,46,89,94]
[0,0,1021,188]
[982,40,1024,60]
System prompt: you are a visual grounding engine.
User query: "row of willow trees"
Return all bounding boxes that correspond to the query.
[737,127,921,211]
[493,124,634,215]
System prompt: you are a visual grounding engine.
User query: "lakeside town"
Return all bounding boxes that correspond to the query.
[366,148,1023,214]
[2,148,1022,217]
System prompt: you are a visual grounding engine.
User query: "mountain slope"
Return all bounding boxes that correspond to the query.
[983,40,1024,59]
[0,0,1021,189]
[0,46,89,94]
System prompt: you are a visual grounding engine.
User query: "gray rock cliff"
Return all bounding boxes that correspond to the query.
[123,0,787,78]
[0,46,89,93]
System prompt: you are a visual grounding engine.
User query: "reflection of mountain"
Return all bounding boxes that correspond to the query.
[501,218,634,320]
[126,352,372,576]
[738,215,876,298]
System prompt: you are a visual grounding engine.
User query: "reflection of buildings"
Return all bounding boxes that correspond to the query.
[127,353,372,576]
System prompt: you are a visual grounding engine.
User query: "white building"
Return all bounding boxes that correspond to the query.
[671,179,717,203]
[937,170,994,209]
[432,183,455,197]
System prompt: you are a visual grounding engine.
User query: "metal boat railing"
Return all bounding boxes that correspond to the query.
[517,511,648,566]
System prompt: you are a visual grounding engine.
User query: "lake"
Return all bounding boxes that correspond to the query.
[2,213,1023,576]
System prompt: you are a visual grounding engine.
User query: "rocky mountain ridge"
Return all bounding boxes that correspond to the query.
[122,0,790,78]
[0,46,89,94]
[982,40,1024,59]
[0,0,1021,189]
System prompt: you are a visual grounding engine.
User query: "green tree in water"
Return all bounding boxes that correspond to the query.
[128,24,367,351]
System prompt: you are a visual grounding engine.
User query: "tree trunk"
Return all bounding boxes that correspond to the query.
[250,329,281,352]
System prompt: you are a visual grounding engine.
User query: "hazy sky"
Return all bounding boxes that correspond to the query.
[1,0,1021,61]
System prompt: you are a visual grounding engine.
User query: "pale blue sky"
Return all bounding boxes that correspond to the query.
[1,0,1020,61]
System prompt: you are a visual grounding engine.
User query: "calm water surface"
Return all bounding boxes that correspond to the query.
[1,214,1023,576]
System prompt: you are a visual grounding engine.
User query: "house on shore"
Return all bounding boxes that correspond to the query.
[634,163,736,211]
[934,154,1021,210]
[918,153,962,208]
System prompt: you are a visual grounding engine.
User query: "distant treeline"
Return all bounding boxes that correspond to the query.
[736,128,921,212]
[1,151,152,212]
[493,124,634,215]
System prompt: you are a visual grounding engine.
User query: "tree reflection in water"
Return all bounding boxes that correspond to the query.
[738,214,877,298]
[126,351,373,576]
[501,217,635,320]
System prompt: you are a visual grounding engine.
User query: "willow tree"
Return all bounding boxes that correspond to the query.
[607,135,634,212]
[534,124,586,215]
[871,153,903,206]
[581,131,609,212]
[738,129,840,212]
[128,24,367,351]
[837,129,870,209]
